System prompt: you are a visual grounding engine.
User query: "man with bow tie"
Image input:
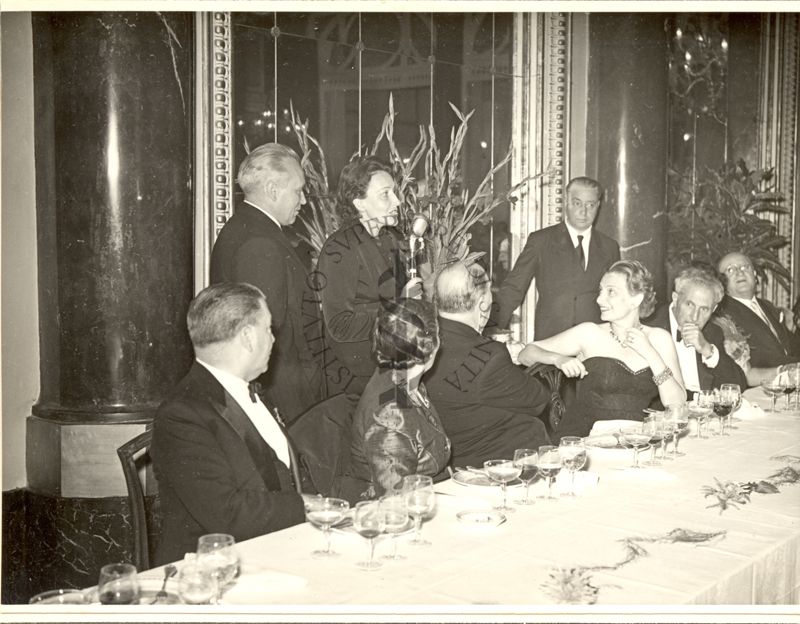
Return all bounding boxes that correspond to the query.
[716,251,800,376]
[646,266,746,396]
[151,282,306,566]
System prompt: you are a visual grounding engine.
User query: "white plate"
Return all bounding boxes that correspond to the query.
[452,470,522,488]
[83,579,181,605]
[456,510,507,527]
[583,433,625,449]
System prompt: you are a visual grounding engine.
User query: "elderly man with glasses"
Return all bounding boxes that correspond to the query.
[716,251,800,379]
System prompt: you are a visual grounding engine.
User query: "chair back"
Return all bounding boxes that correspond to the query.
[116,429,153,570]
[288,393,358,498]
[526,363,565,434]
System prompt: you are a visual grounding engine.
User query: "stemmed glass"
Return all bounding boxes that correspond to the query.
[304,497,350,558]
[643,415,665,466]
[537,445,562,499]
[558,437,587,497]
[666,404,689,458]
[687,392,713,438]
[98,563,139,605]
[719,383,741,431]
[353,501,386,571]
[176,557,217,605]
[513,449,539,505]
[781,371,797,410]
[196,534,239,604]
[619,425,650,468]
[379,494,409,561]
[711,389,733,436]
[761,379,784,413]
[484,459,522,512]
[402,475,436,547]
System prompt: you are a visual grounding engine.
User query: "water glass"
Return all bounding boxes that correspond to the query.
[353,500,386,570]
[196,533,238,604]
[513,448,539,504]
[380,494,409,561]
[177,559,217,605]
[558,437,587,496]
[402,474,435,546]
[537,445,562,499]
[98,563,139,605]
[619,425,650,468]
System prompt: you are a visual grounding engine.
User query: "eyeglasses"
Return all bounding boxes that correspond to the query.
[722,264,754,276]
[569,197,600,211]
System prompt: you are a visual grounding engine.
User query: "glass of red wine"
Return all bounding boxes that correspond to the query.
[712,391,733,436]
[98,563,139,605]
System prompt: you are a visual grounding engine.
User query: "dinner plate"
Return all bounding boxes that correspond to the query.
[583,432,626,449]
[456,509,507,527]
[83,580,182,605]
[451,470,522,488]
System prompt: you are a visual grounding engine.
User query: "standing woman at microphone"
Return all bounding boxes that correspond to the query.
[318,156,423,396]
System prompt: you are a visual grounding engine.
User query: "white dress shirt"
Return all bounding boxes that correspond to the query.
[244,199,282,230]
[564,222,591,270]
[668,305,719,393]
[196,359,291,468]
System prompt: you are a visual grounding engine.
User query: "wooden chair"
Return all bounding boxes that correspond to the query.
[116,429,153,571]
[526,363,566,435]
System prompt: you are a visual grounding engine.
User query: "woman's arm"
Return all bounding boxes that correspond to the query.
[518,323,592,378]
[629,327,686,406]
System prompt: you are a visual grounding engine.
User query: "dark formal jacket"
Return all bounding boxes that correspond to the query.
[494,222,620,339]
[210,200,325,422]
[317,221,408,395]
[423,317,551,469]
[715,295,800,368]
[151,362,305,566]
[647,304,747,391]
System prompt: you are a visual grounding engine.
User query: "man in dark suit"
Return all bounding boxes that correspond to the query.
[151,283,305,565]
[647,266,747,396]
[715,251,800,383]
[210,143,325,423]
[424,261,550,469]
[494,176,620,340]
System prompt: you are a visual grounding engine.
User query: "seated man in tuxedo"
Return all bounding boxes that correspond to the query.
[647,266,747,397]
[424,261,550,469]
[151,282,305,565]
[715,251,800,384]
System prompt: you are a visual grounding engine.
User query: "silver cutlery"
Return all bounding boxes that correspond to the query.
[149,564,177,604]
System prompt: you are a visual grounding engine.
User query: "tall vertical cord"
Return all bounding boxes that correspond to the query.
[272,12,278,143]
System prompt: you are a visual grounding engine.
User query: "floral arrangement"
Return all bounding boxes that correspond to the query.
[701,455,799,514]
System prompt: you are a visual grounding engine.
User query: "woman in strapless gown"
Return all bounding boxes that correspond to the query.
[519,260,686,441]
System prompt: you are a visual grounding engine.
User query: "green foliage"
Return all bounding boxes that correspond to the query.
[667,159,790,292]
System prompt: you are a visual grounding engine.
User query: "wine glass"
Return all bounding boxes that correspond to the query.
[665,404,689,458]
[353,500,386,571]
[711,389,733,436]
[379,494,409,561]
[619,425,650,468]
[537,445,562,499]
[781,372,796,410]
[642,415,664,466]
[176,559,217,605]
[402,474,436,546]
[512,449,539,505]
[484,459,522,512]
[196,533,238,604]
[761,379,784,413]
[719,383,741,431]
[304,497,350,558]
[558,437,587,497]
[98,563,139,605]
[687,396,712,439]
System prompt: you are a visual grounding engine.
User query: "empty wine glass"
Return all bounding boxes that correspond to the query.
[537,445,562,499]
[719,383,741,431]
[619,425,650,468]
[176,557,217,605]
[353,501,386,571]
[558,437,587,496]
[513,449,539,505]
[643,415,664,466]
[379,494,409,561]
[665,404,689,458]
[402,474,435,546]
[761,379,784,413]
[304,497,350,558]
[98,563,139,605]
[196,533,238,604]
[484,459,522,512]
[687,395,712,438]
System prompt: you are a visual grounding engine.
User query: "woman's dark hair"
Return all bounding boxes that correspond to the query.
[336,156,394,221]
[606,259,657,319]
[373,298,439,370]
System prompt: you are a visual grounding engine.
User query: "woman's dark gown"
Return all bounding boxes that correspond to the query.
[555,356,659,440]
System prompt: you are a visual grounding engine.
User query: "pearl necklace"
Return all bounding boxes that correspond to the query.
[609,323,642,348]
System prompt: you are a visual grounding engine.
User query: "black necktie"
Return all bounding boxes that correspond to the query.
[248,381,261,403]
[576,235,586,271]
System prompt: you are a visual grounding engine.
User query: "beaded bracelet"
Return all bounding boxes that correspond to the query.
[652,367,673,386]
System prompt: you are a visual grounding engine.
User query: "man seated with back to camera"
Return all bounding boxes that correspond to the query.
[424,260,551,469]
[151,282,306,565]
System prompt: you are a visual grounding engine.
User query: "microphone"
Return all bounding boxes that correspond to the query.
[408,213,430,279]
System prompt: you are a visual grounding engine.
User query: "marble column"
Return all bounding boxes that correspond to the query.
[585,14,670,299]
[20,13,194,590]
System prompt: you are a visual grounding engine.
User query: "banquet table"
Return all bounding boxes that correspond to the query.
[37,388,800,617]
